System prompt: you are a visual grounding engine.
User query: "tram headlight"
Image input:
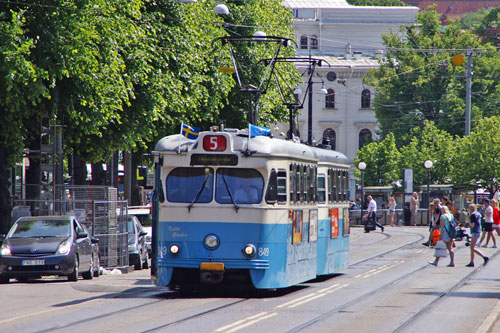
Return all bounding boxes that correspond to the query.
[169,244,180,255]
[242,244,256,258]
[203,234,220,250]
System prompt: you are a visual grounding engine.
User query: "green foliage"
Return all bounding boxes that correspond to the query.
[460,9,488,29]
[354,133,401,186]
[366,7,500,146]
[476,7,500,46]
[451,116,500,194]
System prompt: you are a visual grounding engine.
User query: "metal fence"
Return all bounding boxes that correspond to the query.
[12,185,128,269]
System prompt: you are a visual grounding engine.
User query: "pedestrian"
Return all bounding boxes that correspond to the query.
[465,204,489,267]
[429,205,455,267]
[410,192,419,226]
[423,198,441,246]
[363,195,384,233]
[491,199,500,238]
[388,196,396,227]
[478,198,497,248]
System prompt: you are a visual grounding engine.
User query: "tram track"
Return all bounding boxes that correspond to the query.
[286,231,496,333]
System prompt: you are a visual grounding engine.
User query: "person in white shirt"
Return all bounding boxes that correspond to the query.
[363,195,384,233]
[478,198,497,248]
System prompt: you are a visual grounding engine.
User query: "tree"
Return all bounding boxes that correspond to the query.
[451,116,500,197]
[354,133,401,186]
[366,7,500,145]
[398,122,454,186]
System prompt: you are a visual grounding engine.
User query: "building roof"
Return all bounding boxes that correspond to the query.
[401,0,500,21]
[282,0,352,8]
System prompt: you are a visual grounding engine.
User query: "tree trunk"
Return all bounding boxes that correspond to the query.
[0,145,12,234]
[71,154,87,185]
[91,162,106,185]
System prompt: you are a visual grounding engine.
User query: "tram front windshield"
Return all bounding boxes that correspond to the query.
[166,167,263,204]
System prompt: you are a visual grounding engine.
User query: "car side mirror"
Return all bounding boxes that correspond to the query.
[77,232,88,239]
[139,231,148,237]
[91,237,99,244]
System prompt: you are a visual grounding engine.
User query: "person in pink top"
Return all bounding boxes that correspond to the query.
[491,199,500,239]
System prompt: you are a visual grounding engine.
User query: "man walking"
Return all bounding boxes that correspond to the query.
[410,192,419,226]
[364,195,384,233]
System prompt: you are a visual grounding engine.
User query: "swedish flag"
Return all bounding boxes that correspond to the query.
[181,123,200,139]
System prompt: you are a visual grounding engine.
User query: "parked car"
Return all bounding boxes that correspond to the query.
[81,224,100,278]
[0,216,95,283]
[127,215,149,270]
[142,226,152,256]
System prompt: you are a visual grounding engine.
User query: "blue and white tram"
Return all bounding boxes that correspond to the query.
[151,128,350,290]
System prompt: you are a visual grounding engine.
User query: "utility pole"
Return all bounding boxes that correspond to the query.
[465,46,473,136]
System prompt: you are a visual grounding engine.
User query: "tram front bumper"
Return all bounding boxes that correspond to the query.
[200,262,225,284]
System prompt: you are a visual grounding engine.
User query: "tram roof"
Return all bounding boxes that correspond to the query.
[154,130,349,166]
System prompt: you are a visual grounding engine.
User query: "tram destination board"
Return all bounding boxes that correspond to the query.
[191,154,238,166]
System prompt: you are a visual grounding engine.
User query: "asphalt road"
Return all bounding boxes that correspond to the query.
[0,227,498,333]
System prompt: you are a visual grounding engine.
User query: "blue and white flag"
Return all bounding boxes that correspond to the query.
[249,124,271,138]
[180,123,200,140]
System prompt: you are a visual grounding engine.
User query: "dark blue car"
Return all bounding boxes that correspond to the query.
[0,215,96,283]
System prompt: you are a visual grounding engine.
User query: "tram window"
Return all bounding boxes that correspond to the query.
[166,167,213,203]
[337,170,342,201]
[343,170,348,201]
[304,166,310,203]
[215,168,263,204]
[318,174,326,203]
[289,164,295,204]
[159,178,165,203]
[327,169,332,203]
[266,169,278,204]
[277,169,287,203]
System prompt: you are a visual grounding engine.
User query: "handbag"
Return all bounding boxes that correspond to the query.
[434,240,448,257]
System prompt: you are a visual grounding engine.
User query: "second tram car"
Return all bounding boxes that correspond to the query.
[151,128,350,290]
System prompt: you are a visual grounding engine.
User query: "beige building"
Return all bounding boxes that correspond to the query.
[274,0,419,163]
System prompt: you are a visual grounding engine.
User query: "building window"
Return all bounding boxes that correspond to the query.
[322,128,336,150]
[325,89,335,108]
[361,89,371,108]
[310,35,318,49]
[300,35,308,49]
[359,129,372,149]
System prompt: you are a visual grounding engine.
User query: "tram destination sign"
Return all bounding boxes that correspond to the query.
[191,154,238,166]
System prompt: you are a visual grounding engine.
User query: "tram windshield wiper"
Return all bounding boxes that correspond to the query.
[188,173,210,212]
[221,174,239,212]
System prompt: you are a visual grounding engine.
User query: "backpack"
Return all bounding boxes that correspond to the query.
[444,214,457,238]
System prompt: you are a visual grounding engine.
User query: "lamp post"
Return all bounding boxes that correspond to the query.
[358,162,367,220]
[424,160,433,227]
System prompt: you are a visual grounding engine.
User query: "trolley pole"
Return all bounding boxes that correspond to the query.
[465,47,473,136]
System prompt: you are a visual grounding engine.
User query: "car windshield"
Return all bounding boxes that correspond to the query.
[8,219,71,238]
[216,168,264,204]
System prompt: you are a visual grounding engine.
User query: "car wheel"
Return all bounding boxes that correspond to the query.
[68,258,79,282]
[93,254,100,278]
[82,256,93,280]
[142,252,149,269]
[134,254,143,271]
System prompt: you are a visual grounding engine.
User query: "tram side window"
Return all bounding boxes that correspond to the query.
[277,169,287,203]
[308,167,315,203]
[337,170,342,201]
[215,168,264,204]
[304,166,310,203]
[296,165,302,203]
[327,169,333,203]
[342,170,348,201]
[289,164,295,204]
[159,177,165,203]
[166,167,213,203]
[265,169,278,204]
[318,174,326,203]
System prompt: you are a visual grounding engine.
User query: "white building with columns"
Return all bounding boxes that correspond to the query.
[274,0,418,163]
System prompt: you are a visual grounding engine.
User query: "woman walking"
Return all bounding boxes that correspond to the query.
[388,197,396,227]
[466,204,489,267]
[492,199,500,239]
[429,205,455,267]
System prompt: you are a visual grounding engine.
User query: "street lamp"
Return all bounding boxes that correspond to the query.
[424,160,433,227]
[358,162,367,220]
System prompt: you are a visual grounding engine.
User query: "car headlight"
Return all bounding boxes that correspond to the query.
[203,234,220,250]
[56,240,71,255]
[1,244,11,256]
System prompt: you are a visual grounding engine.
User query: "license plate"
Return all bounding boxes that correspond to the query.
[200,262,224,271]
[22,260,45,266]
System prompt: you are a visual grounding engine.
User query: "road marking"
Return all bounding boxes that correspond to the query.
[0,298,101,325]
[355,261,404,278]
[275,284,349,309]
[476,299,500,333]
[213,312,277,333]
